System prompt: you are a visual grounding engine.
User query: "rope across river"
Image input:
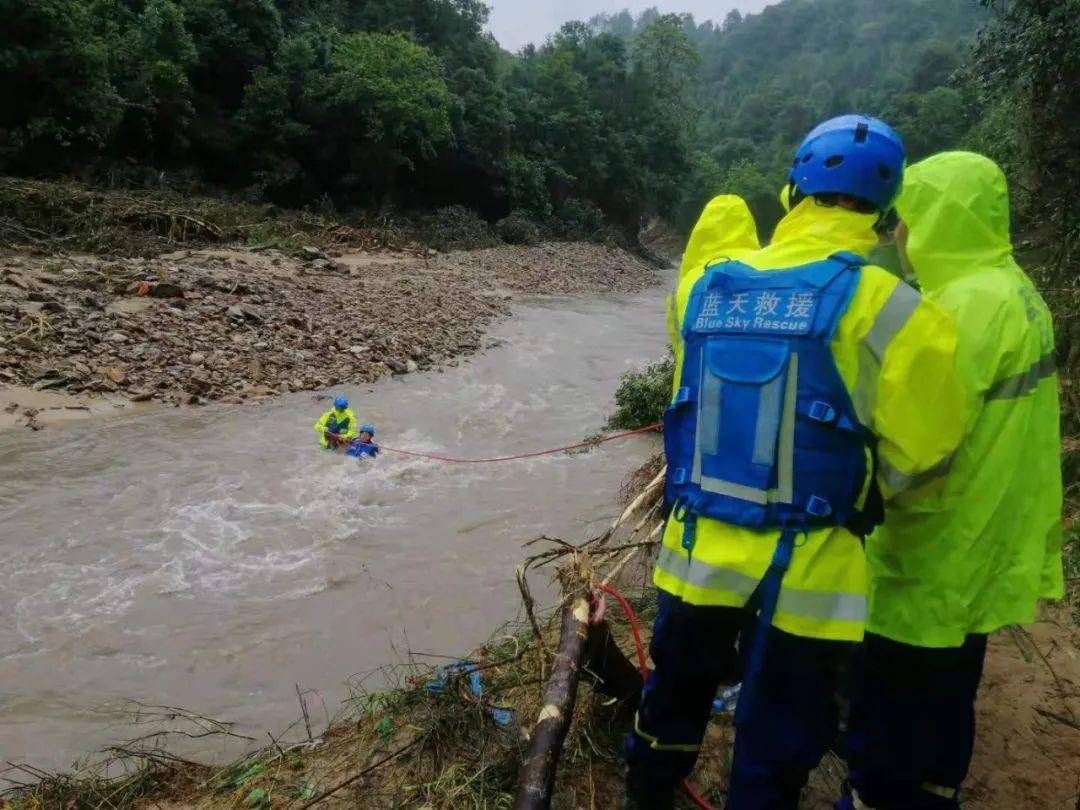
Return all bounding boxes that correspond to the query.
[371,422,662,464]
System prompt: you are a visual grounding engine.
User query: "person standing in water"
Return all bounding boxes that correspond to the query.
[313,397,359,449]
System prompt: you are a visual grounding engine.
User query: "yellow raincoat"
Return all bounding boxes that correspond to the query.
[670,195,762,361]
[678,195,760,282]
[779,184,793,213]
[313,407,359,447]
[867,152,1064,647]
[656,199,968,642]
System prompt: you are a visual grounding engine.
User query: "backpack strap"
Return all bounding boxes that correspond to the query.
[829,250,867,268]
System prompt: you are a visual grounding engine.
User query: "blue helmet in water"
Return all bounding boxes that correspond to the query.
[788,115,905,212]
[333,396,349,410]
[359,424,376,437]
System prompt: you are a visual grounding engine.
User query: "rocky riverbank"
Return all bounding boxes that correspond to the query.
[0,241,659,430]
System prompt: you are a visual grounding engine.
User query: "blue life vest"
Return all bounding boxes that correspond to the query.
[346,442,379,459]
[664,251,883,728]
[664,252,881,550]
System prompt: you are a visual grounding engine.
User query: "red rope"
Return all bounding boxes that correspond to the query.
[596,581,718,810]
[375,422,661,464]
[596,583,649,683]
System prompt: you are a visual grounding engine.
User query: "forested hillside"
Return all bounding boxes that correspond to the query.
[1,0,1077,263]
[1,0,993,236]
[594,1,994,228]
[0,0,695,235]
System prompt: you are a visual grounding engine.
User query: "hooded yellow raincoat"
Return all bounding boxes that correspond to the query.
[867,152,1064,648]
[657,199,968,642]
[678,195,760,282]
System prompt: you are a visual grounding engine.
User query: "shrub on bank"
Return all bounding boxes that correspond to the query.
[606,355,674,430]
[419,205,500,251]
[496,211,541,245]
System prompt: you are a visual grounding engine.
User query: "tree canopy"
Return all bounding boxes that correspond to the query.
[3,0,1056,241]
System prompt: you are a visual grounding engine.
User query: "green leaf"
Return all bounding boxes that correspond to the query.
[376,716,394,740]
[235,763,265,787]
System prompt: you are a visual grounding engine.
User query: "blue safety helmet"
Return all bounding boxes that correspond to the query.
[359,424,376,437]
[788,115,905,213]
[333,396,349,410]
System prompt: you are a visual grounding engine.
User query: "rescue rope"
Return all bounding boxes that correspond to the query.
[375,422,662,464]
[596,582,718,810]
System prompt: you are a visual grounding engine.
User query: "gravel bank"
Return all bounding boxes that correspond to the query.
[0,242,659,429]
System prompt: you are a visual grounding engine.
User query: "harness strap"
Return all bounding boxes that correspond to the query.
[734,528,798,727]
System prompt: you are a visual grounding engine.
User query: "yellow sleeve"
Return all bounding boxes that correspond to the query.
[313,412,329,433]
[873,294,968,500]
[679,195,760,282]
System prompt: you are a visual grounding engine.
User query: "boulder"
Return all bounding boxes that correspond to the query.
[385,356,409,375]
[227,304,264,324]
[187,371,212,393]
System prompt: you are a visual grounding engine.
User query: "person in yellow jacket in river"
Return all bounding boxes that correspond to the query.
[841,152,1064,810]
[313,396,359,448]
[625,115,968,809]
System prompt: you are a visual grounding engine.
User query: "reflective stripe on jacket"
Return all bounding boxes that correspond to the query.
[656,198,967,642]
[867,152,1064,648]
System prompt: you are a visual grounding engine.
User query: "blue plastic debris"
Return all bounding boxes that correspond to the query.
[424,660,515,727]
[712,683,741,714]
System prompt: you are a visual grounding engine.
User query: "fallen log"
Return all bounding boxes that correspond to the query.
[513,596,644,809]
[513,591,591,810]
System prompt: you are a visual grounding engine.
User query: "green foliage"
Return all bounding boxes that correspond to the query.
[0,0,1033,245]
[500,153,551,218]
[307,32,453,169]
[420,204,498,251]
[108,0,200,159]
[0,0,701,228]
[0,0,123,166]
[606,356,675,431]
[236,29,452,202]
[496,211,541,245]
[975,0,1080,266]
[671,0,990,231]
[180,0,283,107]
[551,198,609,242]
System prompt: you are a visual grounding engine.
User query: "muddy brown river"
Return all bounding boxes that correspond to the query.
[0,288,668,769]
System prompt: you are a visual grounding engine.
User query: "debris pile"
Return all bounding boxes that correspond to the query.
[0,242,658,409]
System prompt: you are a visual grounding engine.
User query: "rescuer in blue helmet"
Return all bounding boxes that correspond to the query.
[313,396,359,449]
[786,114,905,216]
[624,115,966,809]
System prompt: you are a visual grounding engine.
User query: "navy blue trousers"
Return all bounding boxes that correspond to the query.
[626,591,853,809]
[846,632,987,809]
